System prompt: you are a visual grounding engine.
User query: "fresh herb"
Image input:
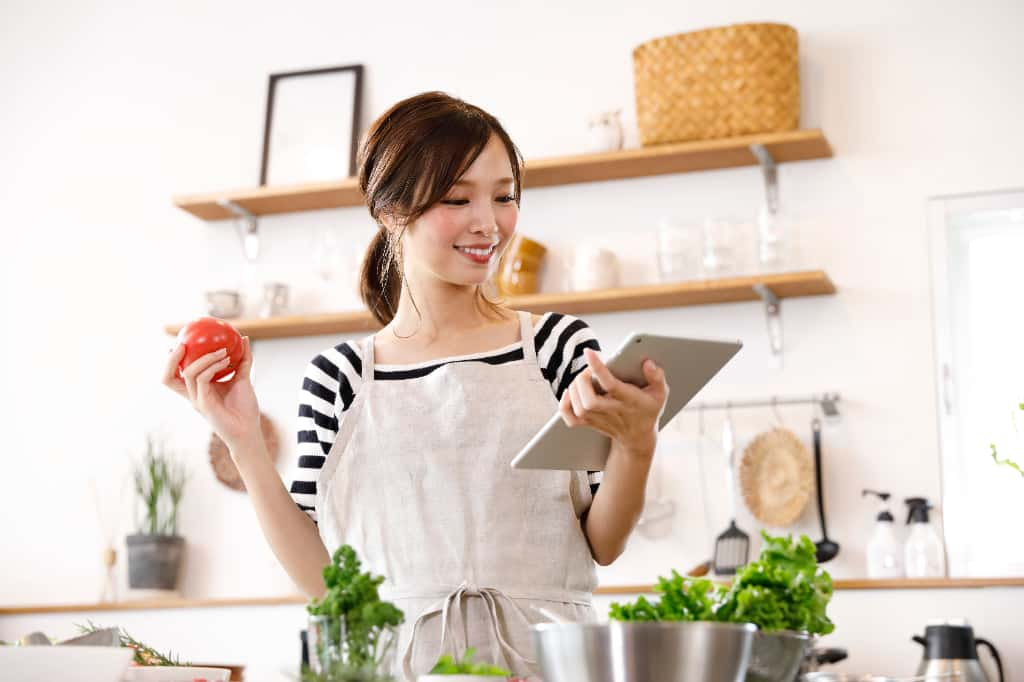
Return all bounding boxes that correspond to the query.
[428,647,511,676]
[306,545,404,674]
[76,621,189,666]
[609,533,834,635]
[609,572,721,622]
[990,403,1024,479]
[133,435,187,535]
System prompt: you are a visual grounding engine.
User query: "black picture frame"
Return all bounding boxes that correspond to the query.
[259,63,364,186]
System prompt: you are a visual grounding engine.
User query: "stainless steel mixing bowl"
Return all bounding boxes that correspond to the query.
[531,621,757,682]
[745,630,812,682]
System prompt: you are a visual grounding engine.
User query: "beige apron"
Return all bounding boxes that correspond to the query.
[315,311,598,681]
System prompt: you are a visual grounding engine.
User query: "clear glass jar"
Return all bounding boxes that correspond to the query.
[307,614,399,681]
[655,218,703,282]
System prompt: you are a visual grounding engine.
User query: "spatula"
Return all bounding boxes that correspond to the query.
[713,409,749,575]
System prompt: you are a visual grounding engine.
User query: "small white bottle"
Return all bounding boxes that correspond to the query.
[862,489,904,578]
[903,497,946,578]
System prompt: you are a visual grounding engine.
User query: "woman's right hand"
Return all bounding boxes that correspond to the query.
[162,336,261,453]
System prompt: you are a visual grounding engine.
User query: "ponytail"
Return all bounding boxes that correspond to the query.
[360,229,402,326]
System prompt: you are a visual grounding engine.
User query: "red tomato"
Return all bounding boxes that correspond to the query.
[176,316,244,383]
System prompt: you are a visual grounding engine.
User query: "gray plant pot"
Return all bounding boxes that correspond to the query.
[126,534,184,590]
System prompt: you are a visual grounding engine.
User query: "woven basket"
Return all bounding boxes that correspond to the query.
[633,22,800,146]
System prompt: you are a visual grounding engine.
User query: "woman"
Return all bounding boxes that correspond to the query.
[163,91,668,679]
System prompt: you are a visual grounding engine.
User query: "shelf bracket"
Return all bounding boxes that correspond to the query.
[752,283,783,356]
[750,143,779,215]
[216,199,260,262]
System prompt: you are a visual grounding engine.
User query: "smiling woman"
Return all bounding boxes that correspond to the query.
[165,91,668,681]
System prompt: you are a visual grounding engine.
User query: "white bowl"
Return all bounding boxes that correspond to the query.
[123,666,231,681]
[0,645,134,682]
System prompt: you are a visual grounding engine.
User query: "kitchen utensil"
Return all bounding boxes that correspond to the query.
[205,289,243,318]
[714,410,749,574]
[531,621,756,682]
[744,629,812,682]
[801,648,849,675]
[811,418,839,563]
[636,455,676,538]
[259,282,289,318]
[692,408,716,576]
[739,427,813,526]
[913,621,1004,682]
[0,646,134,682]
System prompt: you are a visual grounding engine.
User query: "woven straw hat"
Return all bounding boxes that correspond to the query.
[739,427,812,526]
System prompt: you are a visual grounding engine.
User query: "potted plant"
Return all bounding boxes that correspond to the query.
[125,435,187,591]
[418,648,511,681]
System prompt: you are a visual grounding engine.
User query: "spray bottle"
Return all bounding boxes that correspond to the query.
[904,497,946,578]
[862,489,904,578]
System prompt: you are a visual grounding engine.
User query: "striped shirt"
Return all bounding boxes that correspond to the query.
[289,312,602,522]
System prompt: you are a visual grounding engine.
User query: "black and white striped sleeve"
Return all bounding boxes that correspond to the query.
[289,341,363,523]
[534,313,604,494]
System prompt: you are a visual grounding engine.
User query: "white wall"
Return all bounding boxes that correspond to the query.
[2,0,1023,676]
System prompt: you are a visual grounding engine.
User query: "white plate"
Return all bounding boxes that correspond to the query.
[0,645,134,682]
[123,666,231,681]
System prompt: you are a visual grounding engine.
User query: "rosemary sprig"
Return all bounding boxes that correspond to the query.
[76,621,190,666]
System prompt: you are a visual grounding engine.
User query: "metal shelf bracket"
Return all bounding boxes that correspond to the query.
[217,199,260,262]
[750,143,779,215]
[752,283,783,356]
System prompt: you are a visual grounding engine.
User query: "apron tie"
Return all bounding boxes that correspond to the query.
[400,580,537,679]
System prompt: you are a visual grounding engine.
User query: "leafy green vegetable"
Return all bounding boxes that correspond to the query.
[718,533,834,634]
[428,647,511,676]
[307,545,404,674]
[609,572,722,622]
[609,533,834,636]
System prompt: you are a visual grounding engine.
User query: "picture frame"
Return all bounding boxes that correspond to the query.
[259,63,364,186]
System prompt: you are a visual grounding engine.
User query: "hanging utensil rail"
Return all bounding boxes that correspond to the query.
[683,392,841,417]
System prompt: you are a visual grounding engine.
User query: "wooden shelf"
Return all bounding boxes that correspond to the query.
[173,129,832,221]
[164,270,836,339]
[4,578,1022,616]
[595,577,1024,595]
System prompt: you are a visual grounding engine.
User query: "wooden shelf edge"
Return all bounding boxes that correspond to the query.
[164,270,837,339]
[5,578,1022,615]
[593,577,1024,595]
[174,129,832,221]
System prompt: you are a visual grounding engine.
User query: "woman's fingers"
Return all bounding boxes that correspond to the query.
[194,356,231,409]
[559,384,584,427]
[584,348,626,398]
[237,337,253,379]
[576,367,613,414]
[162,344,188,397]
[181,348,227,403]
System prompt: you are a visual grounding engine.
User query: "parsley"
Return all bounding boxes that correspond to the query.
[306,545,404,678]
[428,647,511,676]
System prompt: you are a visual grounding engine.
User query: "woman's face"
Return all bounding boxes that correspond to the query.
[399,134,519,288]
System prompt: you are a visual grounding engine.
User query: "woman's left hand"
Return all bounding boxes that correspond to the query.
[559,348,669,460]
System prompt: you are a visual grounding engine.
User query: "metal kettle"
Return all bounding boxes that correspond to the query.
[913,621,1004,682]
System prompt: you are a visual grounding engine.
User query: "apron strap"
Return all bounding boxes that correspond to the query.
[517,311,538,367]
[361,335,375,383]
[400,581,537,679]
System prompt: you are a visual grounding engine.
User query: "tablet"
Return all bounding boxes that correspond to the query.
[510,333,742,471]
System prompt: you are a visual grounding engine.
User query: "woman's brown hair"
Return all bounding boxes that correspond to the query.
[357,91,523,326]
